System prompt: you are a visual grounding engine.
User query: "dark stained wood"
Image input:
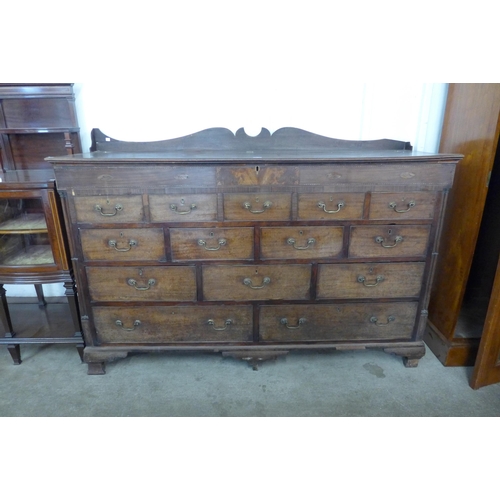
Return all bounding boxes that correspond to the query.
[48,127,461,373]
[369,192,437,220]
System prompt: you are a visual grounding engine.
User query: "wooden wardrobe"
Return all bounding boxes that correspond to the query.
[425,83,500,389]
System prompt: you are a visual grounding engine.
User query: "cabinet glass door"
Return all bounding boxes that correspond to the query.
[0,197,54,266]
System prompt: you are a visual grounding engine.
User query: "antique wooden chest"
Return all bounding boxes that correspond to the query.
[48,127,462,374]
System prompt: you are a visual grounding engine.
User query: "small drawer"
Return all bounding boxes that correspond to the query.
[86,265,197,302]
[349,225,430,258]
[149,194,217,222]
[93,305,253,343]
[298,193,365,220]
[317,262,425,299]
[170,227,253,261]
[261,226,343,260]
[259,302,418,341]
[74,195,144,223]
[202,264,311,301]
[223,193,291,221]
[369,192,437,220]
[80,228,165,261]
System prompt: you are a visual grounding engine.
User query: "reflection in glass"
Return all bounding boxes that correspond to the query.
[0,198,54,266]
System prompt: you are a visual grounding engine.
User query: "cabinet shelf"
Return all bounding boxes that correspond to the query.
[0,213,48,234]
[1,244,54,266]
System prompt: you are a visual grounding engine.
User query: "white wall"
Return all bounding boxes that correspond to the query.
[6,82,448,298]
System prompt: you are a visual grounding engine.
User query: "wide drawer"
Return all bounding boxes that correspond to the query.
[202,264,311,301]
[149,194,217,222]
[260,226,343,260]
[369,192,437,220]
[317,262,426,299]
[93,305,253,343]
[170,227,253,261]
[298,193,365,220]
[74,195,144,223]
[349,225,431,258]
[259,302,418,341]
[80,228,165,261]
[86,265,197,302]
[223,193,291,220]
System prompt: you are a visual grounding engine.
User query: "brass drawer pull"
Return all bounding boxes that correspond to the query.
[95,203,123,216]
[127,278,156,291]
[243,276,271,289]
[115,319,141,331]
[357,275,384,287]
[207,319,232,331]
[287,237,316,250]
[370,315,395,326]
[317,201,345,213]
[280,317,306,329]
[388,200,416,213]
[243,201,272,214]
[198,238,227,251]
[375,235,403,248]
[108,239,138,252]
[170,203,197,214]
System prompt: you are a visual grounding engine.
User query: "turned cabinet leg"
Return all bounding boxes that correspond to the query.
[7,344,21,365]
[63,280,82,338]
[76,344,85,362]
[0,284,15,337]
[34,284,46,308]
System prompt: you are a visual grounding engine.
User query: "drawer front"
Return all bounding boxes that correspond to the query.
[80,228,165,261]
[259,302,418,341]
[298,193,365,220]
[223,193,291,221]
[93,305,253,343]
[170,227,253,261]
[317,262,425,299]
[149,194,217,222]
[369,192,437,220]
[202,264,311,301]
[86,265,197,302]
[260,226,343,260]
[74,195,144,223]
[349,225,431,258]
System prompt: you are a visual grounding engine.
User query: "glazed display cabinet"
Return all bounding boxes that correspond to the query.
[0,170,83,363]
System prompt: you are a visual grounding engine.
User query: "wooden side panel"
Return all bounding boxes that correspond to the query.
[429,84,500,342]
[470,256,500,389]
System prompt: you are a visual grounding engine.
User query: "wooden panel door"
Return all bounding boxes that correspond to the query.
[470,256,500,389]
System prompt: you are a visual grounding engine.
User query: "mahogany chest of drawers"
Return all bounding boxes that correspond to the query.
[48,127,462,374]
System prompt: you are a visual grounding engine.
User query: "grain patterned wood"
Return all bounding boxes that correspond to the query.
[86,265,197,302]
[298,193,365,220]
[170,227,253,261]
[317,262,425,299]
[349,225,431,258]
[259,302,418,341]
[93,305,253,343]
[202,264,311,301]
[150,194,217,222]
[74,195,144,223]
[223,193,292,221]
[260,226,343,260]
[369,192,437,220]
[80,228,165,261]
